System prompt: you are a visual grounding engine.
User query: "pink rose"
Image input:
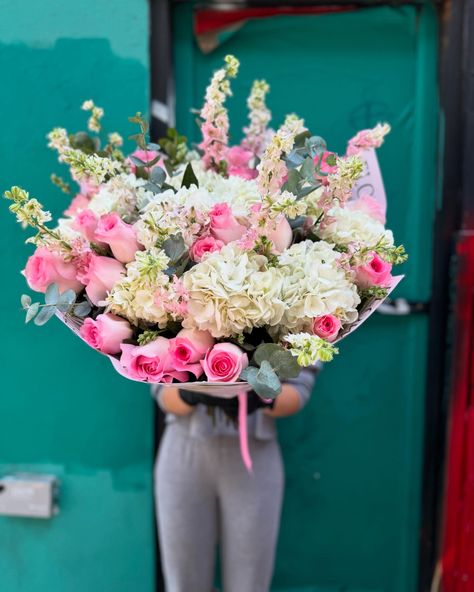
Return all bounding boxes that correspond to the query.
[78,254,125,305]
[347,194,386,224]
[169,329,214,378]
[312,314,342,342]
[201,343,248,382]
[128,149,164,173]
[23,247,83,294]
[266,216,293,253]
[64,193,89,217]
[209,203,246,244]
[189,235,224,262]
[355,253,392,288]
[94,212,142,263]
[80,313,133,354]
[119,338,187,383]
[227,146,257,180]
[72,209,102,244]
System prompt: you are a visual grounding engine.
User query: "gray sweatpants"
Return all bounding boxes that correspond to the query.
[155,423,284,592]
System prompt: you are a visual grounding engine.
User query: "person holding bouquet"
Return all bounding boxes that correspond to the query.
[153,366,318,592]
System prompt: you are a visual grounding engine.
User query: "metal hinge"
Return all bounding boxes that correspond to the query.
[377,298,430,316]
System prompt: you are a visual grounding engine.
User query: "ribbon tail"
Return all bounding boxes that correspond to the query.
[238,390,252,472]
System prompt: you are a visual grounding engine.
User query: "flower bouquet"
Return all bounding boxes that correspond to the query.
[4,55,406,447]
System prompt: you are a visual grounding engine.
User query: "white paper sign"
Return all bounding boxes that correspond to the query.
[351,148,387,216]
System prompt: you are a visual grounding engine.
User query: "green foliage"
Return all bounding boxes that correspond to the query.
[158,128,188,168]
[128,112,149,150]
[69,131,100,154]
[253,343,301,380]
[137,330,161,346]
[50,174,71,194]
[181,163,199,189]
[21,283,91,326]
[240,361,282,399]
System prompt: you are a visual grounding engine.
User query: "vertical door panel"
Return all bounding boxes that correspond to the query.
[0,1,155,590]
[173,5,438,591]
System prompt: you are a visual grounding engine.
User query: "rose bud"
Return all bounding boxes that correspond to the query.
[189,236,224,262]
[312,314,342,342]
[80,313,133,354]
[80,254,125,305]
[95,212,142,264]
[355,253,392,289]
[169,329,215,377]
[209,202,246,244]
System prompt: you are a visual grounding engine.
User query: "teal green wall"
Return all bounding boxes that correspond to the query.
[173,4,438,591]
[0,2,155,591]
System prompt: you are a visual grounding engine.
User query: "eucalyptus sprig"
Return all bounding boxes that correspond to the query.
[21,283,91,326]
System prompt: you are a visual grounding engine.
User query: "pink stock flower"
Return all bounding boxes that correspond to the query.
[64,193,89,217]
[95,212,142,263]
[71,173,100,197]
[312,314,342,342]
[355,253,392,288]
[347,194,386,224]
[189,235,224,262]
[209,202,246,244]
[201,343,248,382]
[78,254,125,305]
[199,122,228,170]
[23,247,83,294]
[266,216,293,253]
[119,338,187,383]
[72,209,101,243]
[169,328,215,378]
[80,313,133,355]
[128,149,164,173]
[227,146,257,180]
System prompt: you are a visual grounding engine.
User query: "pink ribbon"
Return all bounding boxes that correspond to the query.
[238,390,252,472]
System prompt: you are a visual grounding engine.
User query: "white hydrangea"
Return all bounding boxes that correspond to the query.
[181,244,285,337]
[88,173,151,219]
[277,240,360,334]
[317,205,394,248]
[168,164,260,215]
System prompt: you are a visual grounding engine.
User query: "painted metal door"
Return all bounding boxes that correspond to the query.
[0,1,156,590]
[172,4,438,591]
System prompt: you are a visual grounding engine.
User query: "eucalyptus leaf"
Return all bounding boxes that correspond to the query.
[147,142,161,151]
[163,233,187,264]
[241,361,281,399]
[45,283,59,305]
[301,156,316,181]
[293,130,311,148]
[150,166,166,187]
[253,343,282,366]
[305,135,327,158]
[34,305,56,326]
[253,343,301,380]
[286,149,305,169]
[181,163,199,189]
[130,155,147,167]
[73,301,92,317]
[283,169,302,194]
[56,289,77,312]
[25,302,39,323]
[21,294,31,309]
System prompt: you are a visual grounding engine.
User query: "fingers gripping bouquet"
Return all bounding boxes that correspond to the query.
[5,55,407,408]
